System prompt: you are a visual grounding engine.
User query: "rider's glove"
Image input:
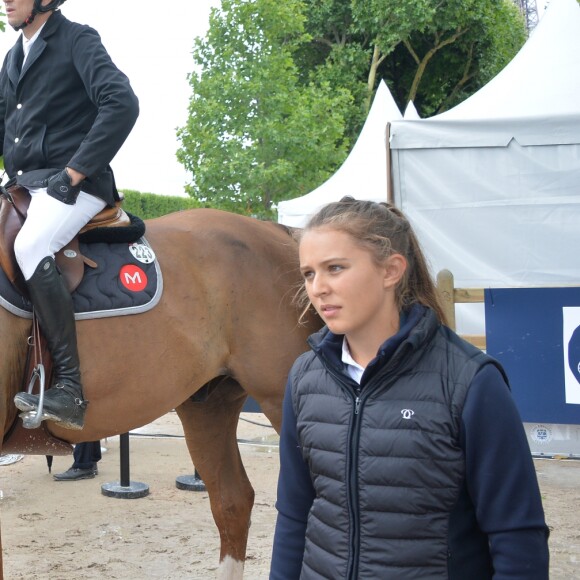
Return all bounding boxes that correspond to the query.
[46,169,82,205]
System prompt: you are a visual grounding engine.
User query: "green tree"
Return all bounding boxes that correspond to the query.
[177,0,352,218]
[387,0,527,115]
[179,0,527,216]
[299,0,527,119]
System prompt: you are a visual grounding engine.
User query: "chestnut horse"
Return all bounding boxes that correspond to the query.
[0,208,320,579]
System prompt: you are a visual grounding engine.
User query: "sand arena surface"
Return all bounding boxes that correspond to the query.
[0,412,578,579]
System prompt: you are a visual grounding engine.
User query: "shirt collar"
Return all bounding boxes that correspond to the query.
[341,337,365,384]
[22,22,46,59]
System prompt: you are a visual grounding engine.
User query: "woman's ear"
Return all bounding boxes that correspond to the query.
[383,254,407,288]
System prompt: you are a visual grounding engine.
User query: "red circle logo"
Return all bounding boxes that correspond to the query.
[119,264,148,292]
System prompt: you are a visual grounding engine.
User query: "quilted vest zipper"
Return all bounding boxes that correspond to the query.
[314,344,415,579]
[322,360,362,580]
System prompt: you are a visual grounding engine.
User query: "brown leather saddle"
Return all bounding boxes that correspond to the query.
[0,184,131,297]
[0,185,131,456]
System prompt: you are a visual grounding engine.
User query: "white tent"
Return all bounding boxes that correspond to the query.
[276,81,402,227]
[276,0,580,450]
[391,0,580,450]
[389,0,580,294]
[403,101,420,120]
[278,0,580,306]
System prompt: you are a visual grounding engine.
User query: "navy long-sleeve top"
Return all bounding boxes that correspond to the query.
[271,309,549,579]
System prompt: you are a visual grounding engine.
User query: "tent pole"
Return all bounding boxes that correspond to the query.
[385,122,394,206]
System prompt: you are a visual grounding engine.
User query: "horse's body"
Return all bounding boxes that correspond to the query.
[0,208,320,578]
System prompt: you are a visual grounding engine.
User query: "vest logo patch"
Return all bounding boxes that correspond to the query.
[401,409,415,420]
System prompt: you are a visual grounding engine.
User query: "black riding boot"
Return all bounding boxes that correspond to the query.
[14,257,87,430]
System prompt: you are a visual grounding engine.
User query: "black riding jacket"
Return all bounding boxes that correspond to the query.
[0,10,139,205]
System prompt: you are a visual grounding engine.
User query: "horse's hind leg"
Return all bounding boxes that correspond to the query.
[175,377,253,580]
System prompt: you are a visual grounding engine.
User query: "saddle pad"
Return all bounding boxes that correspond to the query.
[0,238,162,320]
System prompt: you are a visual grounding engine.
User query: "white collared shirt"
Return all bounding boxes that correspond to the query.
[341,337,365,385]
[22,23,46,65]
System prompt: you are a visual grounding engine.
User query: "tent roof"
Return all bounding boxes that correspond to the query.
[277,0,580,228]
[390,0,580,149]
[403,101,420,119]
[277,81,401,227]
[390,113,580,149]
[435,0,580,122]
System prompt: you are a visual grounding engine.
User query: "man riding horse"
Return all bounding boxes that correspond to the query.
[2,0,139,429]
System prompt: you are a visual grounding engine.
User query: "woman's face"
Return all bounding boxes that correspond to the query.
[299,227,403,344]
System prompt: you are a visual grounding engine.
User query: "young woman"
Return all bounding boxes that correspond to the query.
[270,197,549,579]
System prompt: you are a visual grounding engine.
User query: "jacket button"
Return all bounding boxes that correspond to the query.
[17,170,23,175]
[14,137,19,143]
[17,103,22,109]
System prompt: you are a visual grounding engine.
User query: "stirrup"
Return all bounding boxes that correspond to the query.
[21,363,47,429]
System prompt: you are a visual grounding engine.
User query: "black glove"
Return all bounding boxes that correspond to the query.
[46,169,82,205]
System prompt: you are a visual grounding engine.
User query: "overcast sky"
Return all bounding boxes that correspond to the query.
[0,0,220,197]
[0,0,550,198]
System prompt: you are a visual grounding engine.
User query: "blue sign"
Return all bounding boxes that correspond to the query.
[485,287,580,425]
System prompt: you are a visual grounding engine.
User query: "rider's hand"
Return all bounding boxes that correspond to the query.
[46,168,83,205]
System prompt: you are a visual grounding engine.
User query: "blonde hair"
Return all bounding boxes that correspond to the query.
[295,196,447,324]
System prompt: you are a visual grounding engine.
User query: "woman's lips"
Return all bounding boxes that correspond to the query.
[320,304,340,317]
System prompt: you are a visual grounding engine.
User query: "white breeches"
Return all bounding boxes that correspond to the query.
[14,187,107,280]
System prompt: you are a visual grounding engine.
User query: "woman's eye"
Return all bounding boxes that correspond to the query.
[302,270,313,280]
[329,264,343,273]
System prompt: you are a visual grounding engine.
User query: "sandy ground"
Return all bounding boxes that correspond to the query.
[0,412,578,579]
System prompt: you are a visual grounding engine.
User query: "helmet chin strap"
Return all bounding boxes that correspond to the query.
[12,12,37,31]
[11,0,65,31]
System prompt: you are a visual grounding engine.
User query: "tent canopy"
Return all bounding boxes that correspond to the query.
[277,0,580,312]
[389,0,580,292]
[434,0,580,122]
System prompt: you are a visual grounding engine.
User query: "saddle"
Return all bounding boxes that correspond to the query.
[0,184,131,297]
[0,185,131,456]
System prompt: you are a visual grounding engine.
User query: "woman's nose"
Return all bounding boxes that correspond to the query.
[310,275,328,297]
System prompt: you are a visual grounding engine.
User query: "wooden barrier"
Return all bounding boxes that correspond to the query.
[436,269,486,350]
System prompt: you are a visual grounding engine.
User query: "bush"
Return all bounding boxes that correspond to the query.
[121,189,203,220]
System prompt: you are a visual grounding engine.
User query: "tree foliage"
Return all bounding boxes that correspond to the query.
[388,0,527,115]
[300,0,527,120]
[177,0,352,218]
[178,0,528,215]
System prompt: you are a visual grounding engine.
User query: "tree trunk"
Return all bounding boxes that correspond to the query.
[366,44,381,113]
[405,28,468,104]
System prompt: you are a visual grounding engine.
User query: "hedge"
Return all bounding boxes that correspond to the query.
[120,189,203,220]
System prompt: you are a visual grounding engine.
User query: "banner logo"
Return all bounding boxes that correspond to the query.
[563,307,580,405]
